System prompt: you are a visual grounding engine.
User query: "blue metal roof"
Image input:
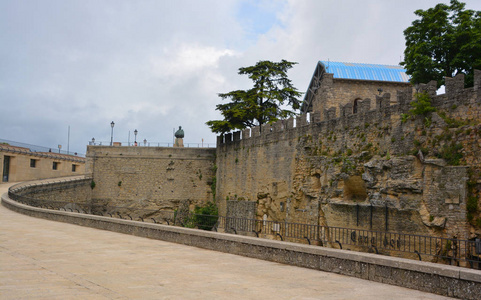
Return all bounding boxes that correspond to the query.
[319,61,410,82]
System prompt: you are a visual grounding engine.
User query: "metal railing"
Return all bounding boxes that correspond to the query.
[0,138,85,157]
[216,216,481,268]
[7,185,481,269]
[88,141,216,148]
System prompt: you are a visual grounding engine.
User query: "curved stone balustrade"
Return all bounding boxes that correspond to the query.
[1,181,481,299]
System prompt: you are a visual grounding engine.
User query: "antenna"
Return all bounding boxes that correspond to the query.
[67,125,70,155]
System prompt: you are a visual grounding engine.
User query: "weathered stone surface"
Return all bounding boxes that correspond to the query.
[86,146,216,216]
[216,71,481,249]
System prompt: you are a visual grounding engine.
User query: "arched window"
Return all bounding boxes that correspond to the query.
[353,98,361,114]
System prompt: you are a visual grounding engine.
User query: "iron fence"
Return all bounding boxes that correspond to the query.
[216,216,481,268]
[88,141,216,148]
[0,138,85,157]
[7,185,481,269]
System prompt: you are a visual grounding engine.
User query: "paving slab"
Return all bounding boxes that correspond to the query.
[0,182,452,299]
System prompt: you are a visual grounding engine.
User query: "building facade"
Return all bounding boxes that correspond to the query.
[0,144,85,182]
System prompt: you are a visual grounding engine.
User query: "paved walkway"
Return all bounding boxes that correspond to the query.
[0,182,452,299]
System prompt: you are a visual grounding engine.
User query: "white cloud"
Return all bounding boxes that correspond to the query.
[1,0,481,153]
[150,44,238,79]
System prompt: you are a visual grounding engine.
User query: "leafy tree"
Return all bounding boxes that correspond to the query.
[206,60,302,134]
[401,0,481,87]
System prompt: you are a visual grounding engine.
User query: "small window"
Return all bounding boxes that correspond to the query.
[72,164,77,172]
[30,159,36,168]
[53,162,59,170]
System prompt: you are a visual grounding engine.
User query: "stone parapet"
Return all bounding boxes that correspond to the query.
[2,195,480,300]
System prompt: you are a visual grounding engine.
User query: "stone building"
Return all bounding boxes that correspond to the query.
[1,144,85,182]
[301,61,411,118]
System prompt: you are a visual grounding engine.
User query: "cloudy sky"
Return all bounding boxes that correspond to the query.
[1,0,481,155]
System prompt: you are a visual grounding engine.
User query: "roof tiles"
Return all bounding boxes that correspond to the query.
[320,61,410,83]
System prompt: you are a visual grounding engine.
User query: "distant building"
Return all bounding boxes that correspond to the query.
[1,144,85,182]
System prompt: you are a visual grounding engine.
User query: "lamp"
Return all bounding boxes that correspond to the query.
[110,121,115,146]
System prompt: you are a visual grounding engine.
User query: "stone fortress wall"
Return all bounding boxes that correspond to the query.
[216,70,481,247]
[85,146,216,215]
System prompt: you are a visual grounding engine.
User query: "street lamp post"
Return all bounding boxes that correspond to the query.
[110,121,115,146]
[134,129,138,146]
[91,137,95,145]
[143,139,147,146]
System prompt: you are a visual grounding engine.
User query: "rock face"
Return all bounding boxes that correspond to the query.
[288,144,468,238]
[216,71,481,245]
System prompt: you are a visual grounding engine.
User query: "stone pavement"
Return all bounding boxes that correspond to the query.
[0,182,452,299]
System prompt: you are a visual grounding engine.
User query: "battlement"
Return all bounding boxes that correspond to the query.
[218,70,481,147]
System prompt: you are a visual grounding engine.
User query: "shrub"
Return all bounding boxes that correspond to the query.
[193,202,219,231]
[467,196,478,214]
[438,111,470,128]
[440,142,463,166]
[410,92,436,116]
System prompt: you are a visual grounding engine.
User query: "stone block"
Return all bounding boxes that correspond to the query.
[324,107,336,121]
[296,115,307,127]
[286,117,294,129]
[273,120,284,132]
[360,98,371,113]
[341,102,353,117]
[225,133,232,143]
[460,268,481,283]
[242,128,251,139]
[251,126,260,137]
[311,112,321,123]
[446,73,465,97]
[417,80,437,98]
[233,131,241,142]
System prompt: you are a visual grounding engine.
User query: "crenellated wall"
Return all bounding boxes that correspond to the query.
[216,70,481,248]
